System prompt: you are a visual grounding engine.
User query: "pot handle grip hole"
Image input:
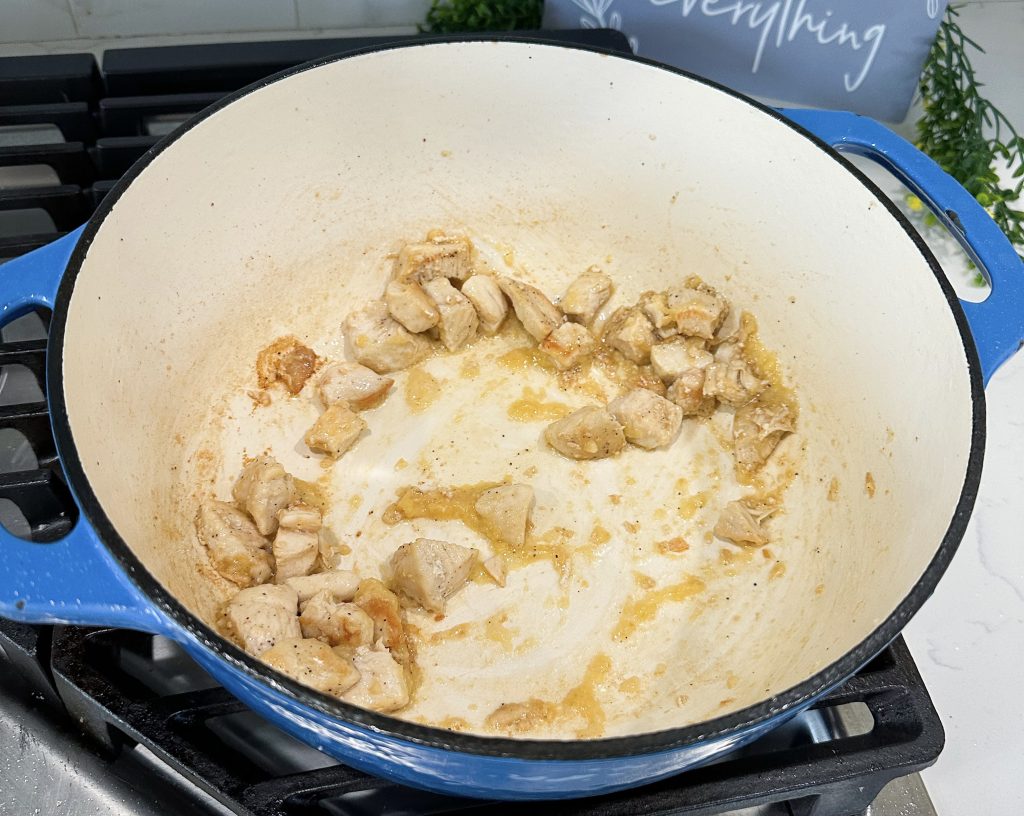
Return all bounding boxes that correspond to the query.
[780,108,1024,385]
[0,230,165,633]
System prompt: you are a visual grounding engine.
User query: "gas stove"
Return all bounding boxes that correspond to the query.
[0,30,943,816]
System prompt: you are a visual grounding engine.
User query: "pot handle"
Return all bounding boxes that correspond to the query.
[0,230,166,632]
[780,108,1024,385]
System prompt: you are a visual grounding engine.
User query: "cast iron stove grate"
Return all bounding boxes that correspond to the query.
[0,29,942,816]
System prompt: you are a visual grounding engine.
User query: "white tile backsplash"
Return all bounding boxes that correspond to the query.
[296,0,431,29]
[67,0,297,38]
[0,0,77,44]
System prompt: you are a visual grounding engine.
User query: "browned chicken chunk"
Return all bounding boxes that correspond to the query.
[317,362,393,411]
[461,274,509,334]
[232,455,296,537]
[388,538,478,613]
[195,500,273,587]
[649,337,713,383]
[261,637,360,695]
[475,484,535,546]
[713,501,769,546]
[603,306,656,364]
[703,357,766,407]
[342,643,411,712]
[343,300,432,374]
[256,336,318,395]
[353,579,410,666]
[272,526,319,583]
[732,400,796,475]
[224,584,301,656]
[666,368,716,416]
[422,277,479,351]
[299,589,375,648]
[608,388,684,449]
[544,405,626,460]
[560,268,613,326]
[304,403,366,459]
[540,322,597,370]
[641,285,729,341]
[384,279,440,333]
[497,277,564,341]
[276,503,322,533]
[394,235,475,284]
[286,570,359,604]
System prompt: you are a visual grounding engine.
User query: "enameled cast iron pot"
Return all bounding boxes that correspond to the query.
[1,38,1022,800]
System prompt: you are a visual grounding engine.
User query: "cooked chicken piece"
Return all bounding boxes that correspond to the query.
[608,388,684,450]
[343,300,432,374]
[713,501,769,546]
[422,277,479,351]
[256,335,319,395]
[540,322,597,371]
[342,642,411,713]
[299,590,375,648]
[304,403,366,459]
[703,357,766,407]
[461,274,508,334]
[733,400,796,475]
[272,526,319,583]
[276,503,322,533]
[232,455,296,537]
[195,500,273,587]
[711,306,744,346]
[384,279,440,333]
[224,584,301,656]
[286,570,359,604]
[560,268,613,326]
[474,484,535,546]
[317,362,393,411]
[666,368,716,417]
[353,579,410,666]
[603,306,656,364]
[544,405,626,460]
[393,235,475,284]
[649,337,713,383]
[641,286,729,341]
[497,277,563,341]
[482,555,508,587]
[388,538,478,613]
[260,637,360,696]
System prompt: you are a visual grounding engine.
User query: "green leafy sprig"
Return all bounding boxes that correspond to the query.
[422,0,543,32]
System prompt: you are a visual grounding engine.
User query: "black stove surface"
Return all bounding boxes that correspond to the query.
[0,30,942,816]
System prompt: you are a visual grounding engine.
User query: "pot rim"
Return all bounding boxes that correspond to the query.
[46,34,985,761]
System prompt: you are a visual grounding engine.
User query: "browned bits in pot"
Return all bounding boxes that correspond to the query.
[256,335,319,395]
[827,477,840,501]
[865,472,877,498]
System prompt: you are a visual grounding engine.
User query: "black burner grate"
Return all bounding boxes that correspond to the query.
[0,29,943,816]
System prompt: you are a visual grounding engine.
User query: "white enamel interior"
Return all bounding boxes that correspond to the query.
[60,42,974,739]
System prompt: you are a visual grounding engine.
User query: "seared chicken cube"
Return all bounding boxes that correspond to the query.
[603,306,656,364]
[733,400,796,475]
[276,503,322,533]
[261,637,360,696]
[461,274,508,334]
[388,538,478,613]
[272,526,319,583]
[232,455,296,537]
[544,405,626,460]
[384,279,440,333]
[422,277,479,351]
[317,362,393,411]
[304,403,366,459]
[497,277,563,341]
[650,337,713,383]
[642,286,729,341]
[540,322,597,371]
[224,584,301,656]
[299,589,375,648]
[195,500,273,587]
[342,642,411,712]
[343,300,432,374]
[666,368,716,416]
[482,555,508,587]
[286,570,359,604]
[475,484,535,546]
[256,335,319,395]
[608,388,684,450]
[353,579,410,666]
[713,501,769,546]
[560,268,613,326]
[703,357,766,407]
[394,235,475,284]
